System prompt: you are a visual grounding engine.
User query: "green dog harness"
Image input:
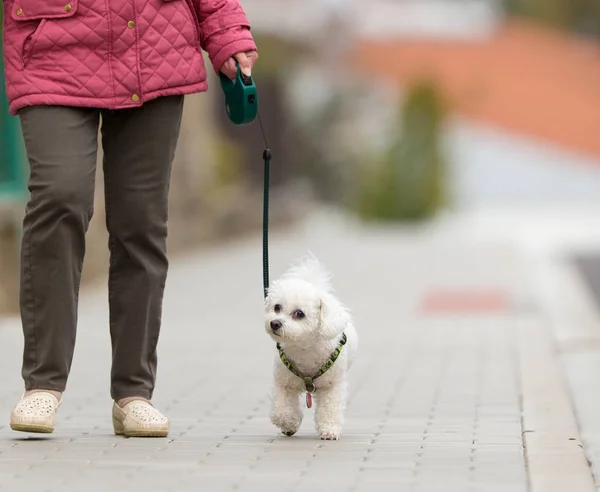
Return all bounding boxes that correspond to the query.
[277,333,348,408]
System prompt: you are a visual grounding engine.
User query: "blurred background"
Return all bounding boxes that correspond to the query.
[1,0,600,314]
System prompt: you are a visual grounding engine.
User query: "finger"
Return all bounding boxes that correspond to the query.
[234,52,251,76]
[221,58,237,79]
[246,51,259,68]
[221,67,236,80]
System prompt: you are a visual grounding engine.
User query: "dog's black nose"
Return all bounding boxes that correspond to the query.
[270,320,282,331]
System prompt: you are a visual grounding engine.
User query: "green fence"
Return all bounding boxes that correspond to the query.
[0,21,28,202]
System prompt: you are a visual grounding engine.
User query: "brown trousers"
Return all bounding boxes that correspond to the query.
[18,96,184,400]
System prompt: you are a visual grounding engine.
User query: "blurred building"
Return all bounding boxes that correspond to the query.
[350,2,600,210]
[244,0,600,210]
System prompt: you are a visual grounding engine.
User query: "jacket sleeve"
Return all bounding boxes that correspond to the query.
[192,0,257,74]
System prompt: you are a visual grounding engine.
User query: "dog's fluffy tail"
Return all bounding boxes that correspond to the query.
[284,253,332,291]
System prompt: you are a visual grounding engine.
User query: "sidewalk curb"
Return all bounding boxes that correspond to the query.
[518,312,596,492]
[538,258,600,490]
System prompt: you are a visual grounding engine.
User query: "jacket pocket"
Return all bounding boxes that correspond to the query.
[11,0,79,66]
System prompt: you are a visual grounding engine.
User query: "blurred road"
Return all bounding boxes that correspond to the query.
[0,209,597,491]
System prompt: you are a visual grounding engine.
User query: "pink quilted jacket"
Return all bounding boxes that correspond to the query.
[2,0,257,115]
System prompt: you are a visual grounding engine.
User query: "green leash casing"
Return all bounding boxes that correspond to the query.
[219,62,258,126]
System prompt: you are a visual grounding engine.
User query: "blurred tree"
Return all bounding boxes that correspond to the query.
[0,7,25,314]
[357,80,447,222]
[570,0,600,38]
[213,33,305,188]
[505,0,600,38]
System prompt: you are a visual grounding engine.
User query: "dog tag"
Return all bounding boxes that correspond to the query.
[306,393,312,409]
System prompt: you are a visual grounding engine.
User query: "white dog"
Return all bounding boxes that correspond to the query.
[264,256,358,440]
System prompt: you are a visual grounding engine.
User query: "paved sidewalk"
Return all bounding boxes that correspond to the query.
[0,211,594,491]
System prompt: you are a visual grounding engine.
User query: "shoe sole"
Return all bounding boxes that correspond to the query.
[10,423,54,434]
[113,417,168,438]
[120,429,169,438]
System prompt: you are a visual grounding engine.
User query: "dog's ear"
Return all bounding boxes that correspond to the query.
[318,293,350,340]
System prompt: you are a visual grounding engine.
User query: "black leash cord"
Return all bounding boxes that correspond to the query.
[257,112,271,299]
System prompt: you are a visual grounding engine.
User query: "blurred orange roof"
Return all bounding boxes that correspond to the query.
[355,18,600,159]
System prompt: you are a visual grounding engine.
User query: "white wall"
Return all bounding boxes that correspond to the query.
[445,119,600,210]
[355,0,502,40]
[242,0,502,40]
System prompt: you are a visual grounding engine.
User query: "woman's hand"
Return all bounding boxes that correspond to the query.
[220,51,259,80]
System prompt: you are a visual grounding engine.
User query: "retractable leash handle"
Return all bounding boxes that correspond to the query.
[218,62,271,298]
[218,61,258,125]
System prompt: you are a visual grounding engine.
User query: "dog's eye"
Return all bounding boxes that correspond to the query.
[292,310,305,320]
[274,304,282,313]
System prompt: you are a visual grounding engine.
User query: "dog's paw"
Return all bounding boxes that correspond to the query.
[271,409,303,436]
[320,431,340,440]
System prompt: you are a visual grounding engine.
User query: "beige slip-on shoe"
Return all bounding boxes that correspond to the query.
[10,392,62,434]
[112,400,169,438]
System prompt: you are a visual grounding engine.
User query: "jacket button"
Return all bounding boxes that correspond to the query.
[131,94,140,102]
[64,4,72,12]
[127,21,135,29]
[16,8,23,15]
